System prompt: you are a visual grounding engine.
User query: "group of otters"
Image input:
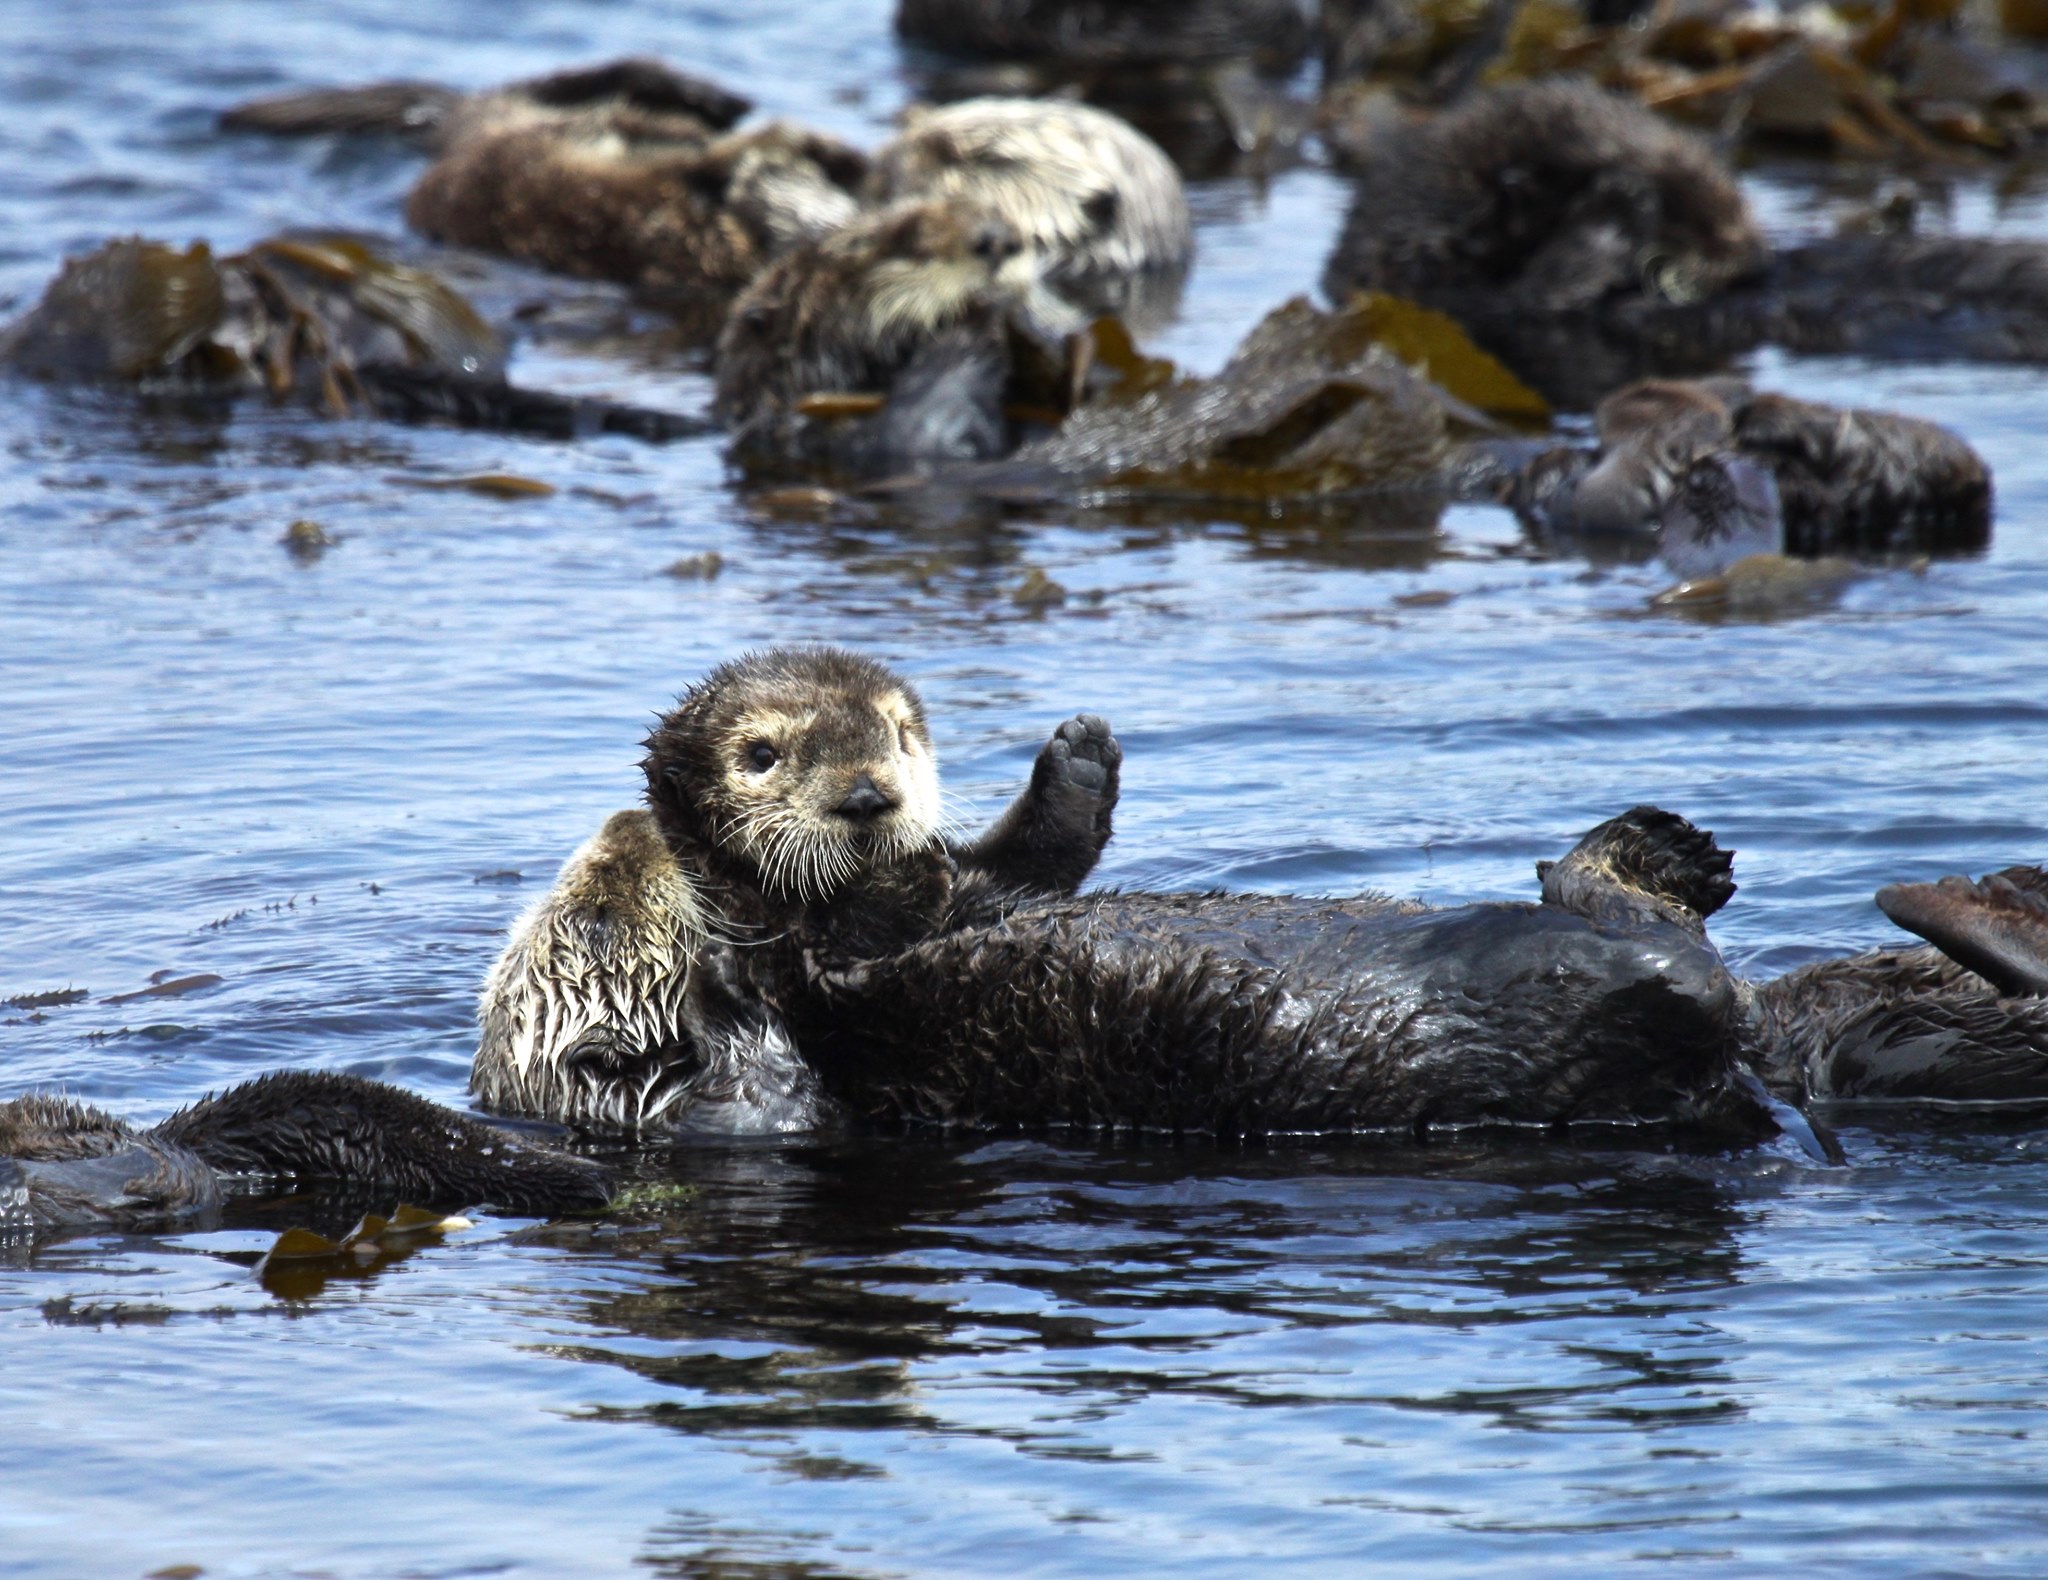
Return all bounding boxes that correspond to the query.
[0,47,2027,561]
[9,646,2048,1233]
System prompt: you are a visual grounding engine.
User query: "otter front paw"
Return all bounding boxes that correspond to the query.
[1032,713,1121,840]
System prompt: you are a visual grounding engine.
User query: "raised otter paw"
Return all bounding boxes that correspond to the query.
[1031,713,1122,835]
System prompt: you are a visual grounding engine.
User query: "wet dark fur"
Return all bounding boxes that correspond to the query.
[711,200,1027,469]
[2,1071,612,1234]
[220,58,750,143]
[1506,378,1992,557]
[406,119,867,326]
[894,0,1312,70]
[766,807,1772,1141]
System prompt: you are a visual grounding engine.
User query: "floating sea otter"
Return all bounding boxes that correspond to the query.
[1324,79,2048,408]
[478,648,2048,1150]
[1,1070,611,1236]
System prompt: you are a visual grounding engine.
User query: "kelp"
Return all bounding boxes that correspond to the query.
[1324,0,2048,161]
[1006,295,1541,502]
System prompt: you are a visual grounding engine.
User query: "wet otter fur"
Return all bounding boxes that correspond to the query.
[865,99,1191,300]
[1326,80,2048,407]
[220,57,752,147]
[1,1071,612,1235]
[712,199,1050,469]
[405,114,867,331]
[894,0,1313,72]
[1507,377,1993,559]
[777,806,1775,1140]
[473,647,1121,1130]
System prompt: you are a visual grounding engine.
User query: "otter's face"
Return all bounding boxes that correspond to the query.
[859,199,1031,346]
[647,649,942,905]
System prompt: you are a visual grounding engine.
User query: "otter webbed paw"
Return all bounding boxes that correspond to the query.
[1538,805,1735,935]
[952,713,1121,901]
[1877,866,2048,999]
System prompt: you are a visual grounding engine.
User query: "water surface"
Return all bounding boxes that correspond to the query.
[3,3,2048,1574]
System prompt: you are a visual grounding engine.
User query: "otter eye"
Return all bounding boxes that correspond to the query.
[971,227,1010,262]
[748,742,778,772]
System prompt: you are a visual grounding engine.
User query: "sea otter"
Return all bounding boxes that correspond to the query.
[0,233,705,440]
[473,647,1121,1130]
[404,114,868,336]
[1505,377,1993,560]
[1323,79,2048,407]
[710,198,1065,471]
[219,57,753,148]
[865,98,1191,318]
[0,1070,612,1236]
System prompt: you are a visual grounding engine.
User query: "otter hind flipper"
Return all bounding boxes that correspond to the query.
[1876,868,2048,999]
[950,713,1121,906]
[219,81,463,139]
[511,59,751,129]
[1539,806,1736,932]
[153,1070,614,1214]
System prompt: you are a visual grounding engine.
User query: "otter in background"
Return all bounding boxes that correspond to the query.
[1325,79,2048,408]
[866,98,1191,324]
[710,198,1062,471]
[1505,377,1993,561]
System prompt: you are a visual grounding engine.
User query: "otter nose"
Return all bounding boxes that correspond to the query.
[835,774,895,821]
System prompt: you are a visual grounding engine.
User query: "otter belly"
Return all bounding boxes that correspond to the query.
[804,892,1755,1138]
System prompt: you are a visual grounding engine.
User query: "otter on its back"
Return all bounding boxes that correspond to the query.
[473,646,1121,1131]
[711,198,1043,467]
[866,98,1192,284]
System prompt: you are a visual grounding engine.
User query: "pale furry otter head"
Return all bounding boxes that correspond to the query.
[866,98,1191,282]
[711,197,1040,451]
[643,647,943,907]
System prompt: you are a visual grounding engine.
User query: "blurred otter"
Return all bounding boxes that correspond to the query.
[1325,79,2048,407]
[1323,79,1769,406]
[220,56,753,148]
[1,1070,613,1236]
[473,646,1121,1130]
[225,58,863,339]
[0,234,705,439]
[865,98,1190,322]
[406,115,868,337]
[893,0,1315,173]
[711,198,1058,471]
[1506,377,1993,560]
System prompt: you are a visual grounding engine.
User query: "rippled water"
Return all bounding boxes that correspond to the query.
[4,2,2048,1575]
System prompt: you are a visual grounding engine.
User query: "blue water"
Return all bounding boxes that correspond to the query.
[3,2,2048,1575]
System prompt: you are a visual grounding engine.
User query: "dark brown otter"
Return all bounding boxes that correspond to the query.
[1506,377,1993,560]
[1323,80,2048,407]
[1746,866,2048,1104]
[1,1071,613,1236]
[0,234,707,440]
[474,646,1120,1130]
[219,57,752,146]
[896,0,1312,71]
[405,115,868,335]
[770,805,1783,1143]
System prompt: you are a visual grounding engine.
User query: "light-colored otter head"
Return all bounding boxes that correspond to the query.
[643,647,942,905]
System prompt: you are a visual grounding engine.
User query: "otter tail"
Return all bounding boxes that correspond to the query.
[219,81,463,139]
[1877,866,2048,999]
[1537,805,1737,933]
[356,364,714,443]
[152,1070,614,1214]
